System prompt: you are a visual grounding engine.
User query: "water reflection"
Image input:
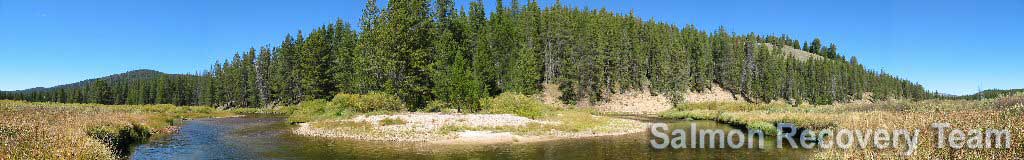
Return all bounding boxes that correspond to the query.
[132,115,816,159]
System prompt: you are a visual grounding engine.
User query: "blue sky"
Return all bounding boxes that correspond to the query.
[1,0,1021,95]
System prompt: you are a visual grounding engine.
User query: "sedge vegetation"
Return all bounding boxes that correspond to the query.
[660,93,1024,159]
[0,100,232,159]
[1,0,934,111]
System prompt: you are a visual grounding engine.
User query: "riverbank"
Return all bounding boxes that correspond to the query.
[129,114,816,159]
[293,111,646,144]
[660,99,1024,159]
[0,100,233,159]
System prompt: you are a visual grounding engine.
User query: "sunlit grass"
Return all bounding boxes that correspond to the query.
[660,99,1024,159]
[379,117,406,126]
[0,100,232,159]
[227,107,292,115]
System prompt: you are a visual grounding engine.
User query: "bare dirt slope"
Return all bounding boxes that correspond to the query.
[684,83,743,103]
[592,90,673,114]
[546,83,745,114]
[540,83,564,108]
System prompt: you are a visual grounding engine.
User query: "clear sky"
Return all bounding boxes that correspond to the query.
[1,0,1021,95]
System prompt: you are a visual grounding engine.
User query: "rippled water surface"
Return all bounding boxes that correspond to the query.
[131,115,816,159]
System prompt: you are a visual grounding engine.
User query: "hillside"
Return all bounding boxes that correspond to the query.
[1,0,934,108]
[955,89,1024,99]
[7,69,183,93]
[0,69,203,105]
[760,43,824,61]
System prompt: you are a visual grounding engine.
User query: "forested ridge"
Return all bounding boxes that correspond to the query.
[954,89,1024,100]
[0,69,203,105]
[0,0,935,110]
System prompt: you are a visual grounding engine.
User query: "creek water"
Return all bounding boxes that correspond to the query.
[130,115,815,159]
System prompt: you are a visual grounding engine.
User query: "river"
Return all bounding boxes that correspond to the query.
[131,115,815,159]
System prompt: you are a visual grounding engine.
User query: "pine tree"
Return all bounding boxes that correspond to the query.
[243,48,258,107]
[271,34,299,104]
[505,0,542,94]
[331,21,358,94]
[0,0,938,108]
[810,38,822,54]
[372,0,434,109]
[352,0,381,94]
[429,0,487,111]
[255,47,273,107]
[89,80,112,104]
[298,27,336,100]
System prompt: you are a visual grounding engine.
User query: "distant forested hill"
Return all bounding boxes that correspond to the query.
[1,69,201,105]
[15,69,169,92]
[0,0,936,109]
[953,89,1024,99]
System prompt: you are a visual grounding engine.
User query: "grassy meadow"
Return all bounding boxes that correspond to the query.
[5,89,1021,159]
[661,94,1024,159]
[0,100,232,159]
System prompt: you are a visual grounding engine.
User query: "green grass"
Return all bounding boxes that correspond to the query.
[227,107,291,114]
[287,92,409,123]
[379,117,406,126]
[659,102,832,135]
[479,92,552,119]
[287,99,346,123]
[86,122,153,157]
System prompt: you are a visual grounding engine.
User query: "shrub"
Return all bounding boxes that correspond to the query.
[479,92,551,119]
[421,101,458,113]
[331,93,361,109]
[288,92,408,123]
[421,101,447,112]
[357,92,407,112]
[333,92,407,113]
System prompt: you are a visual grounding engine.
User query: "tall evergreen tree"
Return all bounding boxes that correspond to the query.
[89,80,113,104]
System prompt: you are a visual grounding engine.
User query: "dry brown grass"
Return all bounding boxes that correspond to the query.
[661,99,1024,159]
[995,94,1024,107]
[0,100,232,159]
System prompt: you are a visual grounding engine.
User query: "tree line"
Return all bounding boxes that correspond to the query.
[0,70,206,105]
[0,0,934,110]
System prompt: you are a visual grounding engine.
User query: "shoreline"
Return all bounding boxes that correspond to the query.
[291,112,649,145]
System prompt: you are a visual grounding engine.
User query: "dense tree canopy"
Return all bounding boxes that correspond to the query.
[0,0,934,109]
